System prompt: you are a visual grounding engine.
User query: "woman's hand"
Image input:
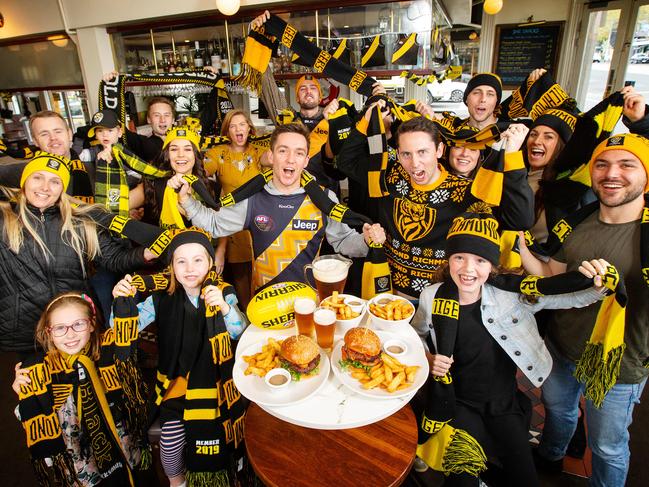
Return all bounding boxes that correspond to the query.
[621,85,646,123]
[167,174,191,203]
[426,352,453,377]
[12,362,30,395]
[578,258,612,291]
[500,123,529,153]
[202,285,230,314]
[102,71,119,82]
[528,68,547,83]
[364,100,388,122]
[415,100,435,119]
[371,82,387,96]
[113,274,136,298]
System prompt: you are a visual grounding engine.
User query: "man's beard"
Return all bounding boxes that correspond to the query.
[593,181,645,208]
[299,100,319,111]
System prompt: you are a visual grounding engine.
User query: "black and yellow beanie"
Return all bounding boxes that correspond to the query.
[163,125,201,150]
[20,152,71,190]
[463,73,502,105]
[165,227,215,263]
[446,203,501,265]
[532,109,577,143]
[589,133,649,192]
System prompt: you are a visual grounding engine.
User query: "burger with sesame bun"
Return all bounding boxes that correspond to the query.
[340,327,383,373]
[279,335,321,381]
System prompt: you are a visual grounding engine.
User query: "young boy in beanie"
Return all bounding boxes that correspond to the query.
[411,205,609,483]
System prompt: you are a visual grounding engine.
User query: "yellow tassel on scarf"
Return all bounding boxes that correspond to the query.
[416,423,487,477]
[574,265,627,408]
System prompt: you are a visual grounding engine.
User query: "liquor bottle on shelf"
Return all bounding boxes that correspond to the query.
[232,40,242,76]
[181,49,190,71]
[205,43,213,67]
[194,41,204,69]
[168,53,176,72]
[203,43,210,68]
[211,41,221,72]
[221,45,230,76]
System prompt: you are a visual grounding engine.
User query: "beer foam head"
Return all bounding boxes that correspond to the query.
[312,258,349,283]
[294,297,316,314]
[314,308,336,325]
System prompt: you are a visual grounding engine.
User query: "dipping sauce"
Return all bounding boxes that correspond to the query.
[268,374,288,386]
[377,298,392,305]
[347,300,362,306]
[386,345,404,354]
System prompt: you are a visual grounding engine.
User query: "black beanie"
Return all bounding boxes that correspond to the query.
[463,73,503,105]
[531,108,577,143]
[445,203,501,266]
[165,227,215,264]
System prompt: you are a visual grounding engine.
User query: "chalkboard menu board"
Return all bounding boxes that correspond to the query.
[492,22,564,89]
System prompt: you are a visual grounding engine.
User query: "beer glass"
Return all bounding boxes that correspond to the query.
[294,297,316,337]
[314,307,336,351]
[304,254,352,301]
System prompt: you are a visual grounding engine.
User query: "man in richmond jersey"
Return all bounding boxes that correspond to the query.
[336,105,534,299]
[168,123,385,292]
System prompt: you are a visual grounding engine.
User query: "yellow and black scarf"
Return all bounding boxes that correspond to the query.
[17,319,149,486]
[237,15,377,96]
[126,268,245,486]
[418,267,623,473]
[500,70,576,121]
[400,66,463,86]
[97,72,234,142]
[159,173,220,230]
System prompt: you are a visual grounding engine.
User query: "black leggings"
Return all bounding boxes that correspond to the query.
[443,403,539,487]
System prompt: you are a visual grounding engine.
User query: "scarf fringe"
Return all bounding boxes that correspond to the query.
[139,447,152,471]
[442,428,487,477]
[115,358,149,445]
[234,64,262,95]
[186,469,230,487]
[32,453,81,487]
[574,342,626,408]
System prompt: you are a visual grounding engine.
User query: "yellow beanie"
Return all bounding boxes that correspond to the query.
[296,75,322,98]
[163,125,201,150]
[589,133,649,191]
[20,152,71,190]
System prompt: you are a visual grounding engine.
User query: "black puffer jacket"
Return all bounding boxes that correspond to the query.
[0,204,146,352]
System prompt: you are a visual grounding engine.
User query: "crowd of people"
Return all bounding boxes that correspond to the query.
[1,9,649,487]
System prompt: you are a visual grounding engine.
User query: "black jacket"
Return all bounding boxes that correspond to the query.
[0,204,146,352]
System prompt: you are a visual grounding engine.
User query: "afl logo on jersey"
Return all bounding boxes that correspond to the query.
[254,214,273,232]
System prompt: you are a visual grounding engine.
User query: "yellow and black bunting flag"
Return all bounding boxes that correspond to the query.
[391,33,419,65]
[361,35,386,68]
[329,38,351,66]
[237,15,377,96]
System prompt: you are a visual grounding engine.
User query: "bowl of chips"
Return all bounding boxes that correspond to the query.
[320,292,366,334]
[367,293,415,331]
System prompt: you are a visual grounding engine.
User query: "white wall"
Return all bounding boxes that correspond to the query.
[0,0,65,39]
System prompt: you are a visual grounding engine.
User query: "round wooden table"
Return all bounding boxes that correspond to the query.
[245,402,418,487]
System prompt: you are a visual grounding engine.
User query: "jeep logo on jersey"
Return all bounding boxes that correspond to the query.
[292,219,318,231]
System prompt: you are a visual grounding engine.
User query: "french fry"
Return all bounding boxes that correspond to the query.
[351,371,368,380]
[384,364,394,382]
[363,375,384,389]
[405,365,419,383]
[387,371,405,392]
[248,366,266,377]
[396,383,411,391]
[370,367,385,380]
[369,298,414,321]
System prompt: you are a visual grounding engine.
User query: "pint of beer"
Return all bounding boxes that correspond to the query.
[312,258,350,300]
[294,297,316,337]
[314,307,336,350]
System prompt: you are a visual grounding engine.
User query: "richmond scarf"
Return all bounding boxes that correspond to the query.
[400,67,463,86]
[237,15,377,96]
[160,174,220,229]
[17,332,149,487]
[97,72,233,143]
[418,267,623,472]
[126,268,245,486]
[94,143,169,217]
[500,71,577,121]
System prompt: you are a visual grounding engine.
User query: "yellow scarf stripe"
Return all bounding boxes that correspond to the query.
[183,408,221,421]
[25,413,62,448]
[362,35,381,67]
[328,203,347,222]
[391,33,417,63]
[332,39,347,59]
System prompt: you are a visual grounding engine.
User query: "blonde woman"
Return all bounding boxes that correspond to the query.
[204,109,269,308]
[0,152,151,355]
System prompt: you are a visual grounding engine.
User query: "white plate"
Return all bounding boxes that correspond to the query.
[331,330,429,399]
[233,340,330,407]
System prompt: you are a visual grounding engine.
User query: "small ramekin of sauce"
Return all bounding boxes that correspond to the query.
[264,368,292,392]
[383,339,408,358]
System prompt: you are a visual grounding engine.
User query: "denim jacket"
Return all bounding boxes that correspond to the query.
[412,283,604,386]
